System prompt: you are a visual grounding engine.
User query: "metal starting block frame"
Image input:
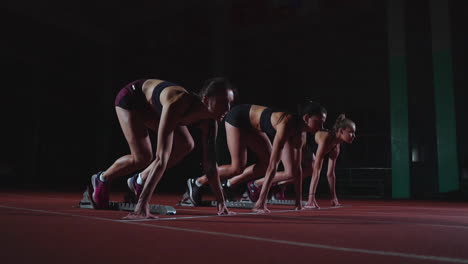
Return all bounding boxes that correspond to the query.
[76,188,176,215]
[178,191,304,208]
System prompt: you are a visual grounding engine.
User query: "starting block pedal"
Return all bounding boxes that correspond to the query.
[76,187,176,215]
[178,198,255,209]
[177,191,305,209]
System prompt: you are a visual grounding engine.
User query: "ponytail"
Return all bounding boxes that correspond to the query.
[297,100,327,117]
[276,100,326,127]
[198,77,235,98]
[333,114,354,133]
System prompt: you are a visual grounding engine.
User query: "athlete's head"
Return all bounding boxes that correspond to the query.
[298,100,327,133]
[333,114,356,143]
[199,77,235,121]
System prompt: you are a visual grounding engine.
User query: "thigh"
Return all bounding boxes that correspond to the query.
[280,141,297,174]
[144,114,194,155]
[246,131,272,164]
[301,151,314,177]
[116,107,152,158]
[225,122,248,168]
[172,125,194,151]
[142,110,161,130]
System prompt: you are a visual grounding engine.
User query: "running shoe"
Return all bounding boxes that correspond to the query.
[271,183,287,200]
[91,172,110,209]
[127,173,143,200]
[221,180,236,201]
[187,178,202,206]
[247,180,261,202]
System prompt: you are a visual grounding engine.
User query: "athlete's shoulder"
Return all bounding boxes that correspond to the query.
[315,130,333,141]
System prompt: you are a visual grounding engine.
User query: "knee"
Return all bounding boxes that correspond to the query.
[176,137,195,157]
[184,138,195,154]
[227,162,245,176]
[230,165,245,176]
[133,153,153,170]
[283,172,294,180]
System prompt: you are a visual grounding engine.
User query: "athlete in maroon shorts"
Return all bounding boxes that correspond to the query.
[91,77,235,219]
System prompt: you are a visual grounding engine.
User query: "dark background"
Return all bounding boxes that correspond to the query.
[1,0,466,198]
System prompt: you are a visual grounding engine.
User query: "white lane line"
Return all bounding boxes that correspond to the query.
[0,205,120,222]
[0,194,79,202]
[265,215,468,230]
[143,205,350,222]
[362,211,468,218]
[1,205,468,263]
[362,205,468,212]
[175,208,216,213]
[315,210,468,219]
[118,209,300,222]
[142,206,349,222]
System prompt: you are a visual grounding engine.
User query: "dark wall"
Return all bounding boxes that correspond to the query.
[227,0,390,169]
[451,0,468,196]
[405,0,438,198]
[403,0,467,198]
[4,0,462,196]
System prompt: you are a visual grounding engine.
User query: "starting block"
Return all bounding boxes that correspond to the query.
[178,191,306,208]
[76,187,176,215]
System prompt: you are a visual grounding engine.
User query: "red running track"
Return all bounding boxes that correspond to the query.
[1,191,468,264]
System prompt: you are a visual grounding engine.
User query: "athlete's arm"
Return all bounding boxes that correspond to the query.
[199,119,233,215]
[254,117,293,209]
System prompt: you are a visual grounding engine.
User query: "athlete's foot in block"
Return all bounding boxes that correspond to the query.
[123,212,158,220]
[330,199,342,207]
[304,200,320,210]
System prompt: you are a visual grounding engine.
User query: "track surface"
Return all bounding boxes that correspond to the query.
[1,191,468,264]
